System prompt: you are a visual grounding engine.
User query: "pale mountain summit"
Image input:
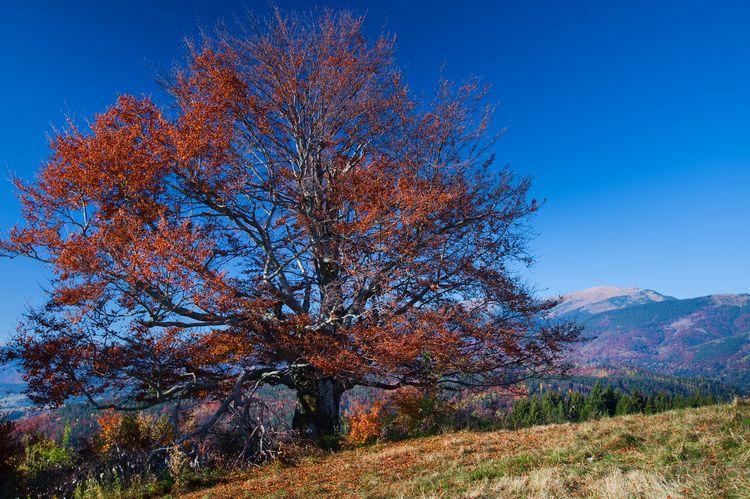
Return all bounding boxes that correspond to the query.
[555,285,674,315]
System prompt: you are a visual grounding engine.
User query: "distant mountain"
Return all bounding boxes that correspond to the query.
[555,285,675,316]
[558,288,750,390]
[0,361,23,386]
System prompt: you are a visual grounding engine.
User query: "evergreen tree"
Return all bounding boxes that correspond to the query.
[567,391,585,422]
[528,396,543,425]
[616,394,634,415]
[541,392,564,424]
[631,389,646,413]
[511,398,531,428]
[645,396,656,414]
[602,385,619,416]
[586,383,607,419]
[510,385,720,429]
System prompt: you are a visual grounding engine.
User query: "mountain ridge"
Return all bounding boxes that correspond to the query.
[554,285,675,315]
[559,286,750,389]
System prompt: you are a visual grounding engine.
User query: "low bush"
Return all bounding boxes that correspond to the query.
[0,415,21,493]
[346,399,388,445]
[16,422,78,497]
[345,387,459,445]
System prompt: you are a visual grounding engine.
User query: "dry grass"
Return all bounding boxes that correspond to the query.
[185,401,750,498]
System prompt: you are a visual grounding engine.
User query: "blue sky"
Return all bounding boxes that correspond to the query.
[1,1,749,338]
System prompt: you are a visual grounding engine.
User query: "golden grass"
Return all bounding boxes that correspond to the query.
[185,401,750,498]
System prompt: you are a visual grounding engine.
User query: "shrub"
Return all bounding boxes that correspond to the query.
[167,445,190,492]
[345,388,458,445]
[387,387,456,438]
[346,399,388,445]
[0,415,21,493]
[96,411,173,454]
[184,397,295,467]
[69,410,176,497]
[19,422,78,496]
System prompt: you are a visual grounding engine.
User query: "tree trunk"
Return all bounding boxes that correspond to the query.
[292,376,345,442]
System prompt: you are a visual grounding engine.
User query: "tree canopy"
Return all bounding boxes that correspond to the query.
[1,9,579,439]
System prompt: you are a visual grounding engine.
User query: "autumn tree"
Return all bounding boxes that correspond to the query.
[0,10,579,441]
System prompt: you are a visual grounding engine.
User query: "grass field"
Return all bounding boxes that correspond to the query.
[186,400,750,498]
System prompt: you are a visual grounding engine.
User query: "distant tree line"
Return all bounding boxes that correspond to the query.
[527,369,741,400]
[510,382,720,428]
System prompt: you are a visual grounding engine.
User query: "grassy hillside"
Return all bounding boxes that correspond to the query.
[187,401,750,498]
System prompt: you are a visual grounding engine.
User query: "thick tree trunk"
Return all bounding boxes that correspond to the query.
[292,377,345,441]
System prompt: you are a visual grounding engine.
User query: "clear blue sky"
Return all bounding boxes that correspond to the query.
[1,1,749,339]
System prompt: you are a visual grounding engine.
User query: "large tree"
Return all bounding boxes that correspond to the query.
[1,10,579,440]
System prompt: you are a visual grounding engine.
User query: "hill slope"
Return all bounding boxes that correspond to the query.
[187,402,750,498]
[559,288,750,388]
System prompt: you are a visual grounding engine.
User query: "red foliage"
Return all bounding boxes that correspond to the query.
[345,398,389,445]
[0,9,579,439]
[13,413,60,440]
[345,387,460,444]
